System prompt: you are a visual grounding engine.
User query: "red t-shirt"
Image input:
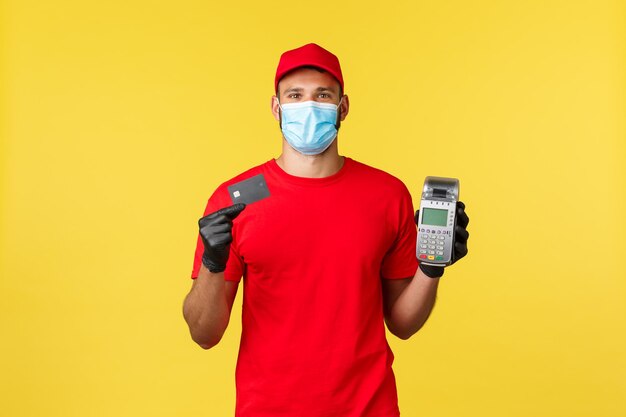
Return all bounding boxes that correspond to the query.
[191,157,418,417]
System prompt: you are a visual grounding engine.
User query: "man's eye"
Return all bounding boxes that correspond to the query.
[288,93,300,99]
[318,93,330,98]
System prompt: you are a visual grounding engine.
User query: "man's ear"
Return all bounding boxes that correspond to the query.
[339,94,349,121]
[271,95,280,121]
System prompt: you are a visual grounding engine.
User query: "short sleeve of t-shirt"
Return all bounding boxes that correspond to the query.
[380,182,418,279]
[190,185,244,281]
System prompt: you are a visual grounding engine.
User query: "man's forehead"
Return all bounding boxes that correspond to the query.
[282,86,338,94]
[277,67,341,93]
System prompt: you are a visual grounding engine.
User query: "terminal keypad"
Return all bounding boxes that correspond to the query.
[418,228,451,261]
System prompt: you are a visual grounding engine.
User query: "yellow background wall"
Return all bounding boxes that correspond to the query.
[1,1,624,416]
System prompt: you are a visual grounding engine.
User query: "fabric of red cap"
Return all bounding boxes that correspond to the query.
[274,43,344,92]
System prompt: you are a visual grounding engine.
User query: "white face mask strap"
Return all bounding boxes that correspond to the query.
[336,96,344,120]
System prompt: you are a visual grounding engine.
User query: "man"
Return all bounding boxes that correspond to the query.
[183,43,469,417]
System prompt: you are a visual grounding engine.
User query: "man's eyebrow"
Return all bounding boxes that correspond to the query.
[315,87,337,92]
[281,86,339,95]
[282,87,303,94]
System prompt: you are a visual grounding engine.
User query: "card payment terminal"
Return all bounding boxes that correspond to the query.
[416,176,460,266]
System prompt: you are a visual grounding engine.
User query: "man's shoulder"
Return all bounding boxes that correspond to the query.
[347,157,409,192]
[218,160,272,189]
[203,160,272,204]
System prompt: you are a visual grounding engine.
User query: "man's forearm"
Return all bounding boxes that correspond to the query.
[386,268,440,340]
[183,266,230,349]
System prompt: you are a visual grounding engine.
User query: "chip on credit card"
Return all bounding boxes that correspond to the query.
[227,174,271,205]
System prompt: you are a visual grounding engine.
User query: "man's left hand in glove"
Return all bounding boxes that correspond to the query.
[415,201,470,278]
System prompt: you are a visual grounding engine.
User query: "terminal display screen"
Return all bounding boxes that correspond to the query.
[422,208,448,226]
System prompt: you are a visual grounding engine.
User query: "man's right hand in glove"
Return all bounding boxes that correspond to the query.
[198,203,246,273]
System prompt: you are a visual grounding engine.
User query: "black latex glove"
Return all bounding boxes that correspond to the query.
[415,201,469,278]
[198,203,246,273]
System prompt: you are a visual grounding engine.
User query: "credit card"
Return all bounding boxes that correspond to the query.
[227,174,271,205]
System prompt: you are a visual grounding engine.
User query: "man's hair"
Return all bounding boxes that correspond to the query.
[276,66,344,97]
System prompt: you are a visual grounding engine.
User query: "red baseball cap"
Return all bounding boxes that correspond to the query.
[274,43,344,92]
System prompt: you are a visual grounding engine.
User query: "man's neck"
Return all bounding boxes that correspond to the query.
[276,142,344,178]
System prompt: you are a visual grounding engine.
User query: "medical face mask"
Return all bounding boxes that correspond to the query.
[278,99,342,156]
